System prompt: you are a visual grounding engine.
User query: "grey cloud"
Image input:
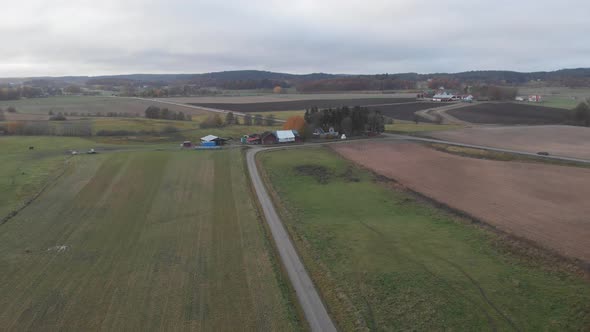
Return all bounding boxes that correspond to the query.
[0,0,588,77]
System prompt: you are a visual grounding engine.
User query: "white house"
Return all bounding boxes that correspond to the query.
[432,91,455,102]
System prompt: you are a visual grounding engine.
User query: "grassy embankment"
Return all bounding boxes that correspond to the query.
[426,143,590,169]
[385,123,463,134]
[258,147,590,331]
[0,147,300,330]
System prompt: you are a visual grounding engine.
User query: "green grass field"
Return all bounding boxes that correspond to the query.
[258,147,590,331]
[0,148,299,330]
[251,110,305,121]
[539,97,580,109]
[0,96,206,117]
[0,136,108,218]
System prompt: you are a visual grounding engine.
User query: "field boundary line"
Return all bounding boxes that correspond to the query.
[130,97,287,123]
[1,156,72,226]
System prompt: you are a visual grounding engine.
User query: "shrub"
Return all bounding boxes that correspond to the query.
[282,116,306,133]
[199,114,223,129]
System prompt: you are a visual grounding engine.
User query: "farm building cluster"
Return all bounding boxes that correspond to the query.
[515,95,543,102]
[241,130,303,145]
[181,135,228,149]
[416,90,473,102]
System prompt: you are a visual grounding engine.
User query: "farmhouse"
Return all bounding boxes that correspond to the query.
[432,91,455,102]
[528,95,542,102]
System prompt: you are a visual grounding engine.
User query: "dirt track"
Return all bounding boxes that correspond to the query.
[332,141,590,263]
[429,125,590,160]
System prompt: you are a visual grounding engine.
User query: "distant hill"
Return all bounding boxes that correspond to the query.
[2,68,590,94]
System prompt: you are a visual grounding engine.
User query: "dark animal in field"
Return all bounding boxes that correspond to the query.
[29,146,34,150]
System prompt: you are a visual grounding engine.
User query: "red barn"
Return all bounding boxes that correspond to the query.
[261,132,278,144]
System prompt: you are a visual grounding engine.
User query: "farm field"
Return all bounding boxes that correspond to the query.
[385,123,464,133]
[539,97,581,109]
[518,86,590,109]
[429,125,590,160]
[0,96,206,119]
[447,102,569,124]
[91,117,199,133]
[258,147,590,331]
[332,141,590,263]
[0,136,108,219]
[0,148,299,330]
[251,110,305,121]
[188,97,415,113]
[164,93,415,104]
[367,102,449,122]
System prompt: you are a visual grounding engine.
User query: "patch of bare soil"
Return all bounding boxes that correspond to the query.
[294,164,332,184]
[332,141,590,263]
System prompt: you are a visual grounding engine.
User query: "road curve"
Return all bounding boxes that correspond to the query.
[246,147,337,332]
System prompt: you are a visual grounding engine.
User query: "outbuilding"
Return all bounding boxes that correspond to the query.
[261,132,278,144]
[201,134,228,146]
[276,130,296,143]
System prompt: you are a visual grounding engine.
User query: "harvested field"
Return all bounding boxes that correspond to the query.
[447,102,569,124]
[164,93,415,104]
[332,141,590,263]
[0,96,207,117]
[429,125,590,160]
[368,102,448,122]
[188,98,415,112]
[0,149,298,330]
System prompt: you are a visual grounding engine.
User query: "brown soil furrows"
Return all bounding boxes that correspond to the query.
[430,125,590,160]
[332,141,590,263]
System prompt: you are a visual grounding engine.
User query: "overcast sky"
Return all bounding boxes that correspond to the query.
[1,0,588,77]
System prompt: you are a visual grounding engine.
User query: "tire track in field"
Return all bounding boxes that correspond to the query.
[0,156,73,226]
[358,220,499,331]
[434,255,520,331]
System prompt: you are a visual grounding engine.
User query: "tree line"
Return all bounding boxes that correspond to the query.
[304,106,385,135]
[199,112,276,129]
[296,77,415,92]
[144,106,191,121]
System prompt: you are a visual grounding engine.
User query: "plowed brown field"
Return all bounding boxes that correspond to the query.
[429,125,590,160]
[332,141,590,263]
